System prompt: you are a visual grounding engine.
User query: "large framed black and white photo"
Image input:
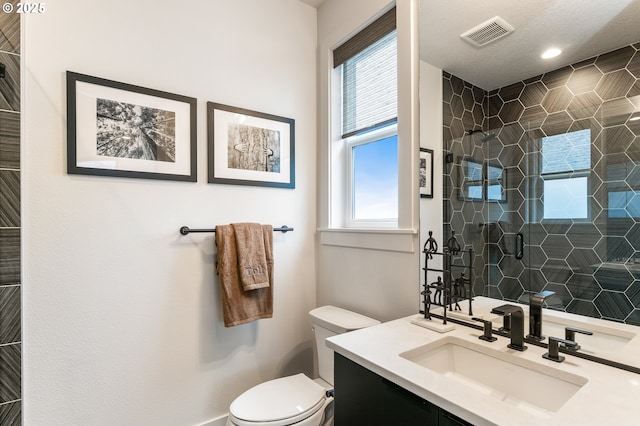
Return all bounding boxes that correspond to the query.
[419,148,434,198]
[67,71,197,181]
[207,102,295,188]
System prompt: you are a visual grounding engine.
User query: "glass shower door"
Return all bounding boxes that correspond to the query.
[444,123,530,303]
[482,124,532,304]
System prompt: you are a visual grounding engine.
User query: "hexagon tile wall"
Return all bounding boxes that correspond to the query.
[0,5,21,424]
[442,41,640,325]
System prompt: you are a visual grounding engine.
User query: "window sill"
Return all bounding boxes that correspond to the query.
[318,227,418,253]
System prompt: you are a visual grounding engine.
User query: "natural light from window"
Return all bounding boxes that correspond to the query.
[352,134,398,220]
[328,7,398,229]
[543,177,589,219]
[541,129,591,220]
[608,191,640,218]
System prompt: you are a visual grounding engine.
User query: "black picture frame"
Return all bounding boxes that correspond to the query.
[419,148,434,198]
[66,71,197,181]
[207,102,295,188]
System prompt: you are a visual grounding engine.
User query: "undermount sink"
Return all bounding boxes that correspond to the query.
[400,336,587,416]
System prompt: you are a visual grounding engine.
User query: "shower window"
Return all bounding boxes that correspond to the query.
[540,129,591,220]
[608,191,640,219]
[458,157,505,202]
[486,162,506,202]
[459,157,483,201]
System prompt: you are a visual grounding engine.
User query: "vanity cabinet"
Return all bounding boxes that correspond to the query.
[334,353,472,425]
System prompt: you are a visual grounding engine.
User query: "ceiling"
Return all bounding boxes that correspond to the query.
[299,0,325,8]
[420,0,640,90]
[301,0,640,91]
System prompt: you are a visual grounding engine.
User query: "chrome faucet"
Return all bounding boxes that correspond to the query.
[490,304,527,351]
[527,290,555,341]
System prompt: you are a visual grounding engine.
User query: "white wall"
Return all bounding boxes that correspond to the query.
[420,60,444,270]
[22,1,317,424]
[315,0,421,322]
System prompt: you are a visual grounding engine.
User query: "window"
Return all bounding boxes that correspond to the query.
[348,124,398,222]
[331,7,398,228]
[608,191,640,218]
[486,163,506,202]
[459,158,483,201]
[458,158,505,202]
[341,30,397,138]
[541,129,591,220]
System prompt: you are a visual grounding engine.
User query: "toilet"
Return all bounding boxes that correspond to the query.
[226,306,380,426]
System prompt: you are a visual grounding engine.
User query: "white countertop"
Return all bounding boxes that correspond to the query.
[327,297,640,426]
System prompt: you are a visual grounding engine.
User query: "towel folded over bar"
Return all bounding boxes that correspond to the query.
[215,224,274,327]
[233,223,272,291]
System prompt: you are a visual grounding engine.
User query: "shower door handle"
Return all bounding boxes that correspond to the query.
[515,233,524,260]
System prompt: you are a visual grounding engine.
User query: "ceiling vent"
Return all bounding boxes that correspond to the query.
[460,16,514,47]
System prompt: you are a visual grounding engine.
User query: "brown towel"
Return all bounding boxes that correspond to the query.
[215,224,274,327]
[232,222,271,290]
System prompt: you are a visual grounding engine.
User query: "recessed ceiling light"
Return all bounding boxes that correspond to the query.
[630,116,640,122]
[541,48,562,59]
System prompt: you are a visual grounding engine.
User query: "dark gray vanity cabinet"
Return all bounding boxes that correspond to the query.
[334,353,472,425]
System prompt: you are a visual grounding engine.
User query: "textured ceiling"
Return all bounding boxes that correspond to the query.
[420,0,640,90]
[301,0,640,92]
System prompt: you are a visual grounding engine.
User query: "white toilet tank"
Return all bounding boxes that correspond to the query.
[309,306,380,386]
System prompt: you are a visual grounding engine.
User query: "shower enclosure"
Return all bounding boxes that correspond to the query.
[443,100,640,324]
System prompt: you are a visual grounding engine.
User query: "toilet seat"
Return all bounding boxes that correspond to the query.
[228,373,328,426]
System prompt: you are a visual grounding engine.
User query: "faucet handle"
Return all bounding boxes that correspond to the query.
[543,336,577,363]
[564,327,593,351]
[490,304,517,332]
[472,317,497,342]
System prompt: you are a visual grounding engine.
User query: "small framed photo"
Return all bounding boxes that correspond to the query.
[419,148,434,198]
[207,102,295,188]
[67,71,197,181]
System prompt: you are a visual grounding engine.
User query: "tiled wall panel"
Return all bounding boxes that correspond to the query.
[0,229,19,285]
[443,42,640,325]
[0,3,20,423]
[0,6,19,54]
[0,400,20,425]
[0,111,19,170]
[0,53,19,112]
[0,170,19,227]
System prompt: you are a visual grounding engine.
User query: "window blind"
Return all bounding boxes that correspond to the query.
[333,7,396,68]
[334,7,397,138]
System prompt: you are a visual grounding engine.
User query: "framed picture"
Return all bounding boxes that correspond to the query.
[207,102,295,188]
[67,71,197,181]
[419,148,434,198]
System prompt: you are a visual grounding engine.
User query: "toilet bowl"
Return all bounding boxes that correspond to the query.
[226,306,380,426]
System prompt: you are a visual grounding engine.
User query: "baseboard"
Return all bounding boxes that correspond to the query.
[195,414,228,426]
